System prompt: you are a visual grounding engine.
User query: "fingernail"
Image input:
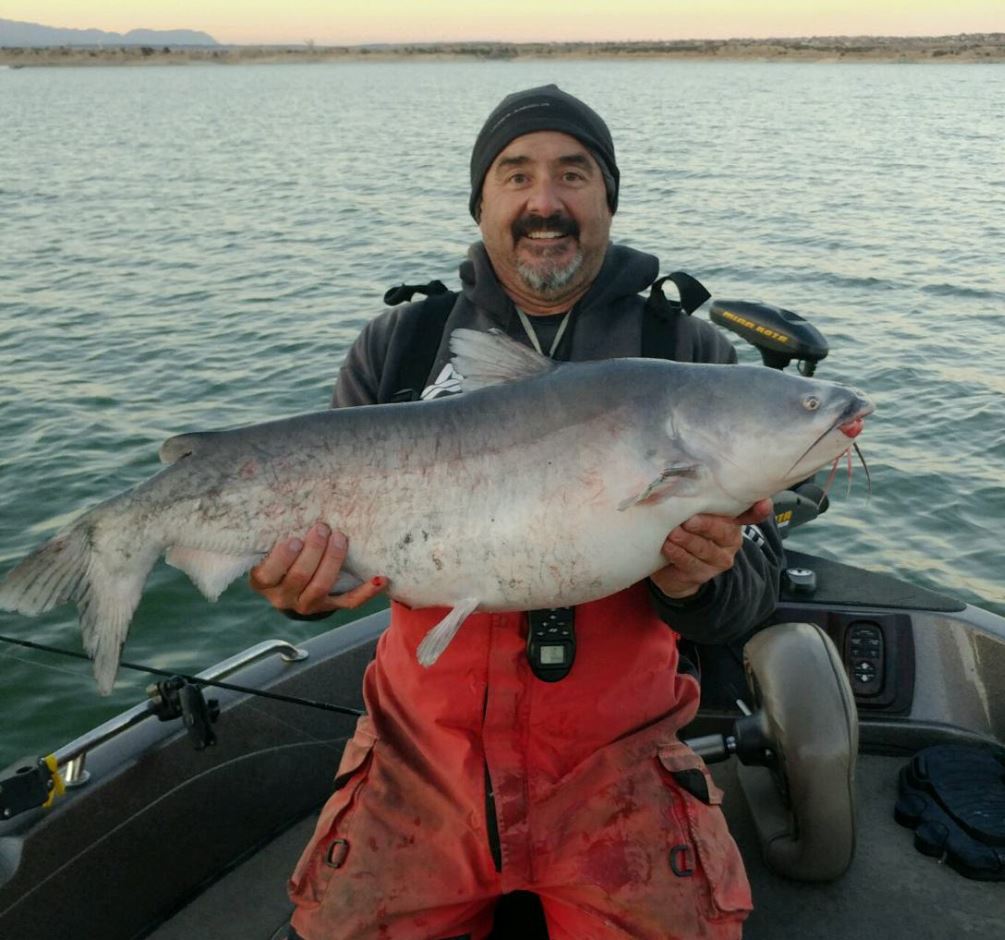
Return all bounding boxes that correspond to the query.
[372,577,386,587]
[314,523,331,538]
[331,530,347,549]
[289,538,304,553]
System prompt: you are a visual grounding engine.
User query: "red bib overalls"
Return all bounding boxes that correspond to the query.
[289,583,752,939]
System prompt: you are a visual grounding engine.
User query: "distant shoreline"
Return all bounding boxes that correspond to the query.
[3,34,1004,67]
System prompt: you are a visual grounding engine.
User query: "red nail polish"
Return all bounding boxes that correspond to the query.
[372,577,385,587]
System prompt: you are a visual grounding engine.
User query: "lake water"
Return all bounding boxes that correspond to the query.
[0,60,1003,766]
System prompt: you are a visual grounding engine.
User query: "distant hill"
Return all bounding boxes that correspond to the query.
[0,17,219,47]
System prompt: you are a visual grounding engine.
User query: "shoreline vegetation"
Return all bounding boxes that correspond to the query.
[2,34,1004,67]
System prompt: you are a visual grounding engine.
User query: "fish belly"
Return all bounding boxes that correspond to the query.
[333,430,685,612]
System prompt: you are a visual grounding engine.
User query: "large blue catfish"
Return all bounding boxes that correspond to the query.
[0,330,872,693]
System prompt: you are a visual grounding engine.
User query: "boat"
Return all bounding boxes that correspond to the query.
[1,303,1002,938]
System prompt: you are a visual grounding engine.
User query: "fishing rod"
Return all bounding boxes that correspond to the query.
[0,633,365,718]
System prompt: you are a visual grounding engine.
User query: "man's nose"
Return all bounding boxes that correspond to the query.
[525,177,564,217]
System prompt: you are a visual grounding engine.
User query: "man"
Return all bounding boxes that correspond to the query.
[253,85,782,940]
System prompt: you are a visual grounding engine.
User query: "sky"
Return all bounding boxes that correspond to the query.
[3,1,1003,46]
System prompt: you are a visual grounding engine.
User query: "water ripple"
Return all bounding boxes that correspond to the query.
[0,60,1003,763]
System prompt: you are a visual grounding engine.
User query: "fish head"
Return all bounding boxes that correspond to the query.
[659,365,875,507]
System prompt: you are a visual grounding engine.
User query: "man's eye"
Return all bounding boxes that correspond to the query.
[563,171,585,183]
[507,173,528,184]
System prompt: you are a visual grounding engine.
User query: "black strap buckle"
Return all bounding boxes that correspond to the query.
[670,843,696,877]
[383,279,449,305]
[645,271,712,320]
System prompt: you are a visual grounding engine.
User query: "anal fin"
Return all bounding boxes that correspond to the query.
[166,547,263,601]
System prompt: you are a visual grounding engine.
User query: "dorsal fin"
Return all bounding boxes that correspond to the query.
[448,328,557,391]
[159,431,222,465]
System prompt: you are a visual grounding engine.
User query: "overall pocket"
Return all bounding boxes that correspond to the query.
[288,718,378,909]
[658,743,753,920]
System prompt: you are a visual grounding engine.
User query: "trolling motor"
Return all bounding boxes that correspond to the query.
[772,481,830,541]
[710,300,829,375]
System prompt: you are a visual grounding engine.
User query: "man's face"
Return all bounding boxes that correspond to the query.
[478,131,612,307]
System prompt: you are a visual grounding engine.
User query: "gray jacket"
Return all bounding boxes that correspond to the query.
[331,241,784,644]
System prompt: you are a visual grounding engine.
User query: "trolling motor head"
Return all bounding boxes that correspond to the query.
[710,300,829,375]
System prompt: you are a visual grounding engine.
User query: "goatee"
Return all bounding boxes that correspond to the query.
[516,250,584,296]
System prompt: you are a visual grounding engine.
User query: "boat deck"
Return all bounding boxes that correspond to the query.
[148,754,1003,939]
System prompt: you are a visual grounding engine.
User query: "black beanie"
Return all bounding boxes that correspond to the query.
[469,84,619,220]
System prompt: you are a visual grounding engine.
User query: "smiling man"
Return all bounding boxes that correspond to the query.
[259,85,783,940]
[477,132,610,309]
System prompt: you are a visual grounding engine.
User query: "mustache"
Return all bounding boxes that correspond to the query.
[512,213,580,240]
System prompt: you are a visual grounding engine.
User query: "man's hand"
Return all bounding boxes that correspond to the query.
[651,499,774,601]
[249,523,387,616]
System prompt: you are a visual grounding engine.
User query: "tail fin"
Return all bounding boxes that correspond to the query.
[0,520,156,695]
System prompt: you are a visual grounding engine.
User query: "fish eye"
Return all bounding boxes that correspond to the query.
[803,396,821,411]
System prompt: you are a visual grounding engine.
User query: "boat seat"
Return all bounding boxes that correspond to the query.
[737,621,859,882]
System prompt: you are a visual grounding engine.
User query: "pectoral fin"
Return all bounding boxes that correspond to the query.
[416,597,481,666]
[618,464,702,511]
[166,547,262,601]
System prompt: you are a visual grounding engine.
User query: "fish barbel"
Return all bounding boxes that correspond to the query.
[0,329,874,693]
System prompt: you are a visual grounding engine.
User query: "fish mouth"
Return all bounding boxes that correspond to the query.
[835,385,874,433]
[788,396,875,476]
[832,394,872,440]
[822,397,875,444]
[839,416,866,439]
[837,400,874,439]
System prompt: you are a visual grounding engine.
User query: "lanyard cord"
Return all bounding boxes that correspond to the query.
[515,307,571,358]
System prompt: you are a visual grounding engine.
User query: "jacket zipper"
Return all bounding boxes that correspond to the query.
[482,686,503,872]
[484,760,503,872]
